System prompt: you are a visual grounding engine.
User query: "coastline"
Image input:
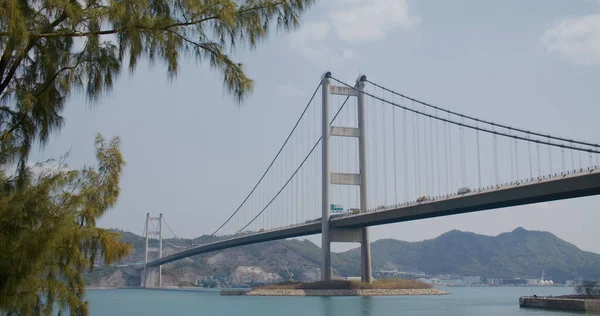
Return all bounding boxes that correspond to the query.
[224,288,448,296]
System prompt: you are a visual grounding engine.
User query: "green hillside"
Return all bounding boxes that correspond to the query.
[341,227,600,282]
[87,227,600,285]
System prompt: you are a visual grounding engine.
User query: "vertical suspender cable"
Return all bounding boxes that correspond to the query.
[423,106,430,196]
[515,138,521,182]
[444,121,450,194]
[561,146,565,174]
[435,110,441,196]
[509,131,514,182]
[476,123,482,190]
[548,138,553,174]
[536,143,541,179]
[293,130,296,226]
[528,136,533,179]
[372,87,379,206]
[448,113,453,193]
[429,116,435,196]
[393,94,398,203]
[417,105,422,195]
[382,88,388,205]
[459,118,464,188]
[493,128,499,186]
[370,87,377,206]
[571,142,575,171]
[403,106,409,202]
[414,103,419,196]
[460,117,467,187]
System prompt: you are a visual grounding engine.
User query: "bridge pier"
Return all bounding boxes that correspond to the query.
[321,72,372,283]
[142,213,163,288]
[142,266,160,288]
[360,227,372,283]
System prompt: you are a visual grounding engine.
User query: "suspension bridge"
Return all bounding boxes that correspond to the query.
[132,72,600,288]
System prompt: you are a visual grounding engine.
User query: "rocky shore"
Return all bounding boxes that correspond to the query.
[242,288,448,296]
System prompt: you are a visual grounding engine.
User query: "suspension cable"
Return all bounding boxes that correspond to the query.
[162,218,180,239]
[234,92,352,236]
[365,79,600,149]
[199,81,322,243]
[329,77,600,154]
[238,137,322,233]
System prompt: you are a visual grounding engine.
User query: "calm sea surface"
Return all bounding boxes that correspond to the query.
[86,286,578,316]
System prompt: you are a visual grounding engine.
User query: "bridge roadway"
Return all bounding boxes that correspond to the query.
[148,168,600,268]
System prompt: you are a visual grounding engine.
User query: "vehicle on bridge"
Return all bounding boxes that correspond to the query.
[376,205,385,211]
[350,208,362,214]
[331,213,349,219]
[417,196,430,203]
[304,218,321,224]
[458,187,471,194]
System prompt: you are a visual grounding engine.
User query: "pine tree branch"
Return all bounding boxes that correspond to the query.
[0,0,288,39]
[0,45,14,81]
[0,17,216,38]
[0,6,73,95]
[0,53,90,144]
[0,41,35,96]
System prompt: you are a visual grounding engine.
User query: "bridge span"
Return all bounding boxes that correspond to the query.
[138,73,600,287]
[148,168,600,268]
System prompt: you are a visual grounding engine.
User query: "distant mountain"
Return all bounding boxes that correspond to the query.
[85,227,600,286]
[340,227,600,282]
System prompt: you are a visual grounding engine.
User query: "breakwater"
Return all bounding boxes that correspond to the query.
[519,296,600,313]
[222,288,447,296]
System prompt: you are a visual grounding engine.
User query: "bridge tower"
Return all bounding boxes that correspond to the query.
[142,213,163,287]
[321,72,372,283]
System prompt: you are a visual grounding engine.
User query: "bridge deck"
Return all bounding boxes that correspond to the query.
[148,169,600,267]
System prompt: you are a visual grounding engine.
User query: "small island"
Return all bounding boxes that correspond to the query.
[221,279,448,296]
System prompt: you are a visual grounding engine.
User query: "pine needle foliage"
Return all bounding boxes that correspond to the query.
[0,1,315,313]
[0,0,316,170]
[0,134,130,315]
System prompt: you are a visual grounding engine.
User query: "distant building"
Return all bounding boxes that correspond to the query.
[417,278,440,285]
[445,279,466,286]
[503,279,527,285]
[374,270,426,280]
[464,276,481,285]
[485,278,503,285]
[526,279,540,285]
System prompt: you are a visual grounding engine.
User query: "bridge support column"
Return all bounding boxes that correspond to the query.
[357,75,372,284]
[141,213,163,287]
[321,71,332,281]
[320,72,372,283]
[142,213,150,287]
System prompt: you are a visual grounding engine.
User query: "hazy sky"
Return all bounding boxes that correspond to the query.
[32,0,600,253]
